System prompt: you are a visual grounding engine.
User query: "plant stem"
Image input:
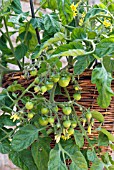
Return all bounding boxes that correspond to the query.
[49,84,57,103]
[64,87,94,149]
[3,17,22,70]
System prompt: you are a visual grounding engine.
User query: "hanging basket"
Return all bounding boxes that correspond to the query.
[2,69,114,154]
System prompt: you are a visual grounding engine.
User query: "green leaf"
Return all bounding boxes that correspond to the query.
[57,0,73,25]
[87,149,96,162]
[103,55,114,73]
[70,151,88,170]
[90,159,104,170]
[74,130,84,148]
[100,128,114,142]
[0,115,16,126]
[0,140,11,154]
[15,43,28,60]
[61,139,79,156]
[95,38,114,58]
[44,14,60,35]
[48,148,67,170]
[74,55,94,75]
[7,81,25,92]
[47,57,62,69]
[9,149,37,170]
[31,137,51,170]
[91,111,104,122]
[109,165,114,170]
[11,0,22,14]
[32,32,65,59]
[98,132,109,146]
[91,66,114,108]
[11,125,39,151]
[84,8,106,21]
[2,0,11,12]
[51,49,85,58]
[71,28,86,40]
[110,143,114,150]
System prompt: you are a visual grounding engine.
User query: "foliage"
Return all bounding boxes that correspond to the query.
[0,0,114,169]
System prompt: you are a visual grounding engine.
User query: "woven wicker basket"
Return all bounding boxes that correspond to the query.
[2,70,114,154]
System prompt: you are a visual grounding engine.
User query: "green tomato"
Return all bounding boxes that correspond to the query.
[85,112,92,123]
[41,86,47,93]
[28,113,34,119]
[63,120,71,128]
[71,121,77,128]
[48,117,55,124]
[56,123,61,128]
[41,107,49,115]
[51,74,60,83]
[73,93,81,101]
[34,77,39,84]
[39,117,48,126]
[63,106,72,115]
[74,86,79,91]
[30,70,37,76]
[58,77,70,87]
[25,102,34,110]
[53,106,59,112]
[34,86,40,93]
[46,81,54,90]
[68,128,74,135]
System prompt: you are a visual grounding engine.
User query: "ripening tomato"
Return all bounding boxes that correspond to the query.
[48,117,55,124]
[68,128,74,135]
[25,102,34,110]
[41,86,47,93]
[51,74,60,83]
[73,93,81,101]
[46,81,54,90]
[30,70,37,76]
[62,106,72,115]
[58,77,70,87]
[39,117,48,126]
[63,120,71,128]
[41,107,49,115]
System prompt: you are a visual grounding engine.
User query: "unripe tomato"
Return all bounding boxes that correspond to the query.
[41,86,47,93]
[51,74,60,83]
[68,128,74,135]
[74,86,79,91]
[34,86,40,93]
[53,106,58,112]
[28,113,34,119]
[39,117,48,126]
[62,106,72,115]
[58,77,70,87]
[25,102,34,110]
[48,117,55,124]
[63,120,71,128]
[46,81,54,90]
[34,77,39,84]
[85,112,92,123]
[73,93,81,101]
[81,118,87,127]
[71,121,77,128]
[30,70,37,76]
[56,123,61,128]
[41,108,49,115]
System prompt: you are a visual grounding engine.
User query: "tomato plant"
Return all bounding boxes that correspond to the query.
[0,0,114,169]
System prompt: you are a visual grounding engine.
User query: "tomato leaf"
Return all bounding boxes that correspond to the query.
[11,125,39,151]
[87,149,96,162]
[0,140,11,154]
[70,151,88,170]
[15,43,28,61]
[31,137,51,170]
[99,128,114,142]
[98,132,109,146]
[43,14,60,35]
[91,111,104,122]
[91,66,114,108]
[90,159,104,170]
[74,130,84,148]
[9,149,37,170]
[71,28,86,40]
[11,0,22,14]
[57,0,73,25]
[48,148,67,170]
